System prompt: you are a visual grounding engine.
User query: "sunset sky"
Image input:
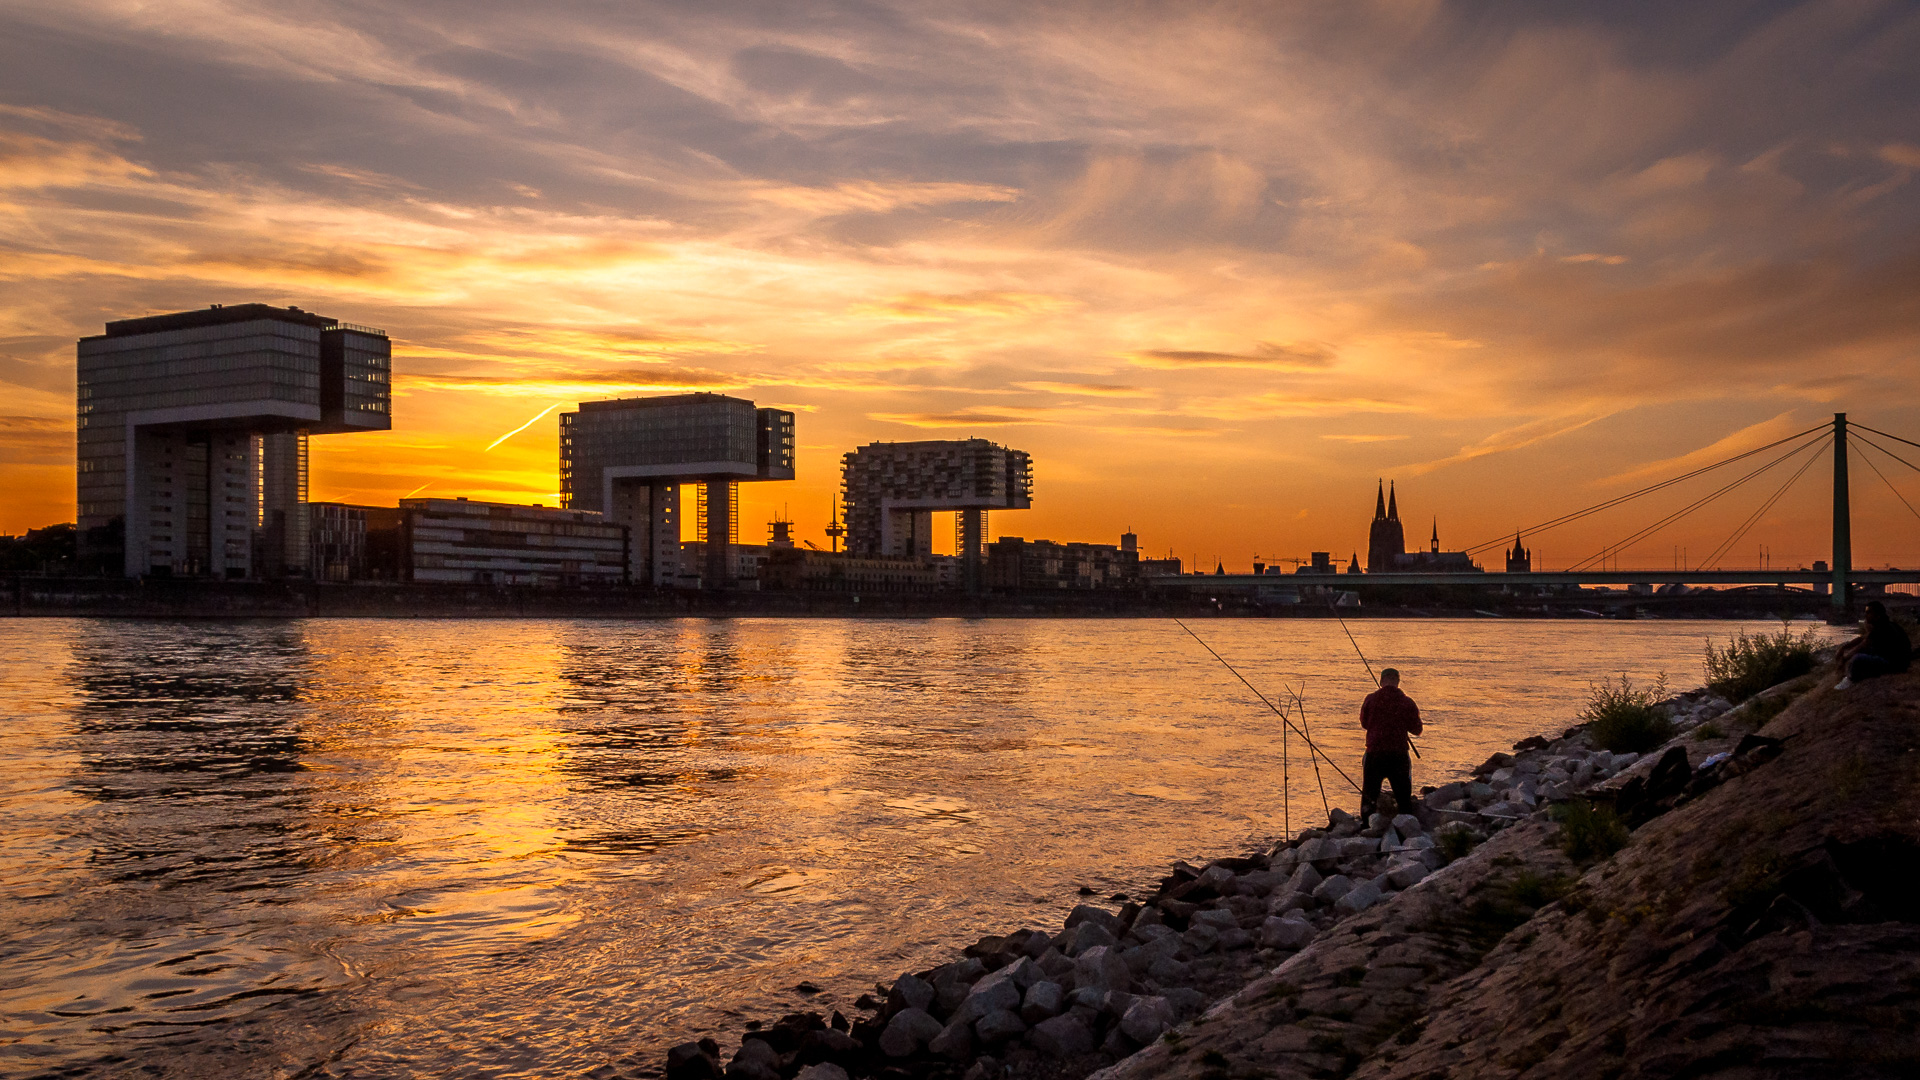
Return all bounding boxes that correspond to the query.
[4,1,1919,569]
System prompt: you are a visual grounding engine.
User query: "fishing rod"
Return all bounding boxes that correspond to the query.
[1173,619,1360,791]
[1327,600,1420,759]
[1283,680,1333,819]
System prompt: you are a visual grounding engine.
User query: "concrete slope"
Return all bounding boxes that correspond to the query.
[1094,672,1920,1080]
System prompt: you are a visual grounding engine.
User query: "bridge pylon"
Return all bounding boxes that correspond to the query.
[1833,412,1852,622]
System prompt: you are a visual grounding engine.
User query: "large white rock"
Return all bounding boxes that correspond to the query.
[1391,813,1423,836]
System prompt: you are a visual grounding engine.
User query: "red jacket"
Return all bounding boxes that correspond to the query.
[1361,685,1423,753]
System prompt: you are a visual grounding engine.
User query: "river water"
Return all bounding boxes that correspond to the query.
[0,617,1832,1078]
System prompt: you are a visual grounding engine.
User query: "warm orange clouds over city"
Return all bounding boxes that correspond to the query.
[4,1,1919,567]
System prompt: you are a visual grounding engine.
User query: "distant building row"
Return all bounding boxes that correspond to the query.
[74,303,1078,592]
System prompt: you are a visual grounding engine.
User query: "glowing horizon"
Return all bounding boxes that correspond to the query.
[4,2,1920,570]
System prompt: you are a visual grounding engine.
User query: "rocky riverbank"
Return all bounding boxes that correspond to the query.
[665,665,1920,1080]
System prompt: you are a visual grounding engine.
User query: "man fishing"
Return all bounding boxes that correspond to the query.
[1359,668,1423,824]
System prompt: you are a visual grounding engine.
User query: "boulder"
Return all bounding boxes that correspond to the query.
[796,1028,859,1066]
[1038,947,1074,980]
[795,1066,849,1080]
[958,971,1022,1022]
[1072,945,1131,993]
[1028,1014,1096,1058]
[1235,868,1290,896]
[1327,807,1358,828]
[1063,920,1118,956]
[962,1057,999,1080]
[732,1040,779,1071]
[1122,932,1181,974]
[1066,904,1121,931]
[1217,927,1253,950]
[878,1008,943,1057]
[1378,827,1401,851]
[886,973,935,1016]
[1282,862,1323,896]
[1387,860,1429,890]
[1145,954,1193,987]
[1181,923,1220,955]
[667,1040,724,1080]
[1341,837,1378,858]
[1424,781,1467,807]
[1190,908,1238,930]
[928,1017,973,1060]
[1335,880,1384,916]
[1164,987,1206,1019]
[1391,813,1423,836]
[1196,865,1237,894]
[1257,915,1316,950]
[1020,980,1063,1024]
[1312,874,1355,904]
[1119,995,1175,1044]
[973,1008,1027,1044]
[1292,838,1327,863]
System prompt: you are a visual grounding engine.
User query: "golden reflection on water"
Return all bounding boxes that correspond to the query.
[0,617,1839,1078]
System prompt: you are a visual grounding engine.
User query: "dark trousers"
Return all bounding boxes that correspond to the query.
[1848,652,1904,682]
[1362,749,1415,821]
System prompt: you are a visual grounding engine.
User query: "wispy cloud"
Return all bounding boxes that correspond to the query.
[1128,342,1336,370]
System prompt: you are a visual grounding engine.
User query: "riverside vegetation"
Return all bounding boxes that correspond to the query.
[664,631,1919,1080]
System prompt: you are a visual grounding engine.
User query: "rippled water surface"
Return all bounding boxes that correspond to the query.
[0,617,1833,1077]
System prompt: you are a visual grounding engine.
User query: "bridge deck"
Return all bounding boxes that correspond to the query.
[1156,569,1920,589]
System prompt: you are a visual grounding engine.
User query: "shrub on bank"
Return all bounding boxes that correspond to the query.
[1581,673,1674,754]
[1704,627,1820,703]
[1556,799,1630,863]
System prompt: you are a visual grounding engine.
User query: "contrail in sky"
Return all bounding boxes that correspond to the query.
[486,402,563,451]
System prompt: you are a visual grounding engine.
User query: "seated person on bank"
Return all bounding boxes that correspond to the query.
[1835,600,1912,690]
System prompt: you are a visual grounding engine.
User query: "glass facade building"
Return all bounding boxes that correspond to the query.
[76,304,391,578]
[559,393,795,588]
[840,440,1033,587]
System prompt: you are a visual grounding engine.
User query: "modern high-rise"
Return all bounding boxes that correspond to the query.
[840,439,1032,590]
[76,304,391,578]
[559,393,795,588]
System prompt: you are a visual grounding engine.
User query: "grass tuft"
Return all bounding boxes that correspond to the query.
[1705,627,1820,703]
[1581,673,1674,754]
[1555,799,1630,863]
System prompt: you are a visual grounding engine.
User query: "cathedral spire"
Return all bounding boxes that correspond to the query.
[1374,479,1386,520]
[1387,481,1399,522]
[1431,518,1440,554]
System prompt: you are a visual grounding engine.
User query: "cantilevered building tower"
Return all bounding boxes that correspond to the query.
[76,304,391,578]
[841,438,1032,590]
[560,393,795,588]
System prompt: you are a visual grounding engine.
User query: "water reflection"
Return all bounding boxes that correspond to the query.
[0,617,1839,1079]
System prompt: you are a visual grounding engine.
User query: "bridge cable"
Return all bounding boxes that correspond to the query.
[1567,432,1828,572]
[1693,441,1828,570]
[1849,435,1920,529]
[1458,423,1830,557]
[1849,429,1920,478]
[1853,423,1920,455]
[1172,619,1361,793]
[1577,435,1819,572]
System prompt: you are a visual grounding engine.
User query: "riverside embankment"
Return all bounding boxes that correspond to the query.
[670,661,1920,1080]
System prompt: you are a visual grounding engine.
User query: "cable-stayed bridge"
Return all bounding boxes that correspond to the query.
[1167,413,1920,616]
